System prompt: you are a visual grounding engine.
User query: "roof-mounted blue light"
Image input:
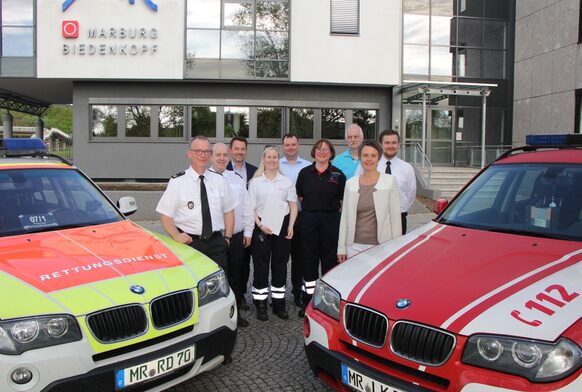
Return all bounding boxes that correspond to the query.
[0,138,47,156]
[526,134,582,146]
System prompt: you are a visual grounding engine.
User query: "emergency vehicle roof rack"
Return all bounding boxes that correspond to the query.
[494,134,582,163]
[0,138,72,166]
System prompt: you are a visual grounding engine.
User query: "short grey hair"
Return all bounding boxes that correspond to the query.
[346,124,364,139]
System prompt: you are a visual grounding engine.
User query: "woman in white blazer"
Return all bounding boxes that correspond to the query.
[337,140,402,262]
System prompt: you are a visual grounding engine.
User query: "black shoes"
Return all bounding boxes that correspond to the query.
[237,298,250,311]
[298,307,305,318]
[273,308,289,320]
[237,316,249,328]
[256,302,268,321]
[293,292,303,307]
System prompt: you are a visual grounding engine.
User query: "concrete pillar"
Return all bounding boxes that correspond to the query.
[3,112,13,138]
[36,117,44,139]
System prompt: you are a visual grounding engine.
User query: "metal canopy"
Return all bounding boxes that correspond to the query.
[0,89,50,116]
[399,80,497,169]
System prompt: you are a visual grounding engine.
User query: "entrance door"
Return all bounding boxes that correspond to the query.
[403,106,455,165]
[430,109,454,165]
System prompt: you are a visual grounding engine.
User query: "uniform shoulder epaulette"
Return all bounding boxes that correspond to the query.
[171,171,185,179]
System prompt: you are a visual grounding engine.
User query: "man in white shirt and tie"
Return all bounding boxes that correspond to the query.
[210,143,253,327]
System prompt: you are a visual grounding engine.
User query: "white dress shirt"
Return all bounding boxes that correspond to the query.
[156,167,235,235]
[355,155,417,213]
[230,161,248,184]
[248,172,298,218]
[222,169,253,237]
[279,156,311,184]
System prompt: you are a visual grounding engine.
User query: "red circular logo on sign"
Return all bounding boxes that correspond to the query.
[62,20,79,38]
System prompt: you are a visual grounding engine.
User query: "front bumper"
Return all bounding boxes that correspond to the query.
[1,294,237,392]
[42,326,236,392]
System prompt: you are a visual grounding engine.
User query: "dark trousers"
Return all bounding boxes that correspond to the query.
[190,232,228,270]
[401,212,408,234]
[300,211,340,300]
[240,247,251,298]
[290,213,303,295]
[227,231,246,302]
[250,216,291,310]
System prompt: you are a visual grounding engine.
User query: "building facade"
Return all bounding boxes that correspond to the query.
[513,0,582,143]
[0,0,516,179]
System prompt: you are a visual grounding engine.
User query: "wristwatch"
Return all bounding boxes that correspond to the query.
[224,236,231,244]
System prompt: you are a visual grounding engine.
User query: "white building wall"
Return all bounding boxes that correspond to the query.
[513,0,580,143]
[37,0,184,79]
[290,0,400,86]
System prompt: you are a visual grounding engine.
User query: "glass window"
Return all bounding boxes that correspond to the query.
[431,46,454,76]
[125,106,151,137]
[92,106,118,137]
[223,1,254,29]
[353,110,377,140]
[1,27,33,56]
[458,0,483,17]
[431,16,453,45]
[159,106,184,138]
[255,31,288,59]
[187,0,221,28]
[404,0,429,15]
[483,20,506,49]
[432,0,453,16]
[322,109,345,140]
[330,0,359,35]
[289,108,314,139]
[192,106,217,137]
[256,1,289,30]
[2,0,33,25]
[255,60,288,78]
[483,49,505,79]
[257,107,282,138]
[224,106,249,137]
[458,18,482,47]
[221,30,254,59]
[187,30,220,58]
[403,14,429,44]
[457,48,482,78]
[484,0,508,19]
[403,45,429,75]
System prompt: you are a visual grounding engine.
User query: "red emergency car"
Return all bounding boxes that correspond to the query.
[304,135,582,391]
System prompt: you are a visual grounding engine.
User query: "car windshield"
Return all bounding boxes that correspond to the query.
[0,168,123,236]
[438,163,582,241]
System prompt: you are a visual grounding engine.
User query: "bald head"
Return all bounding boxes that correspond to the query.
[211,143,229,173]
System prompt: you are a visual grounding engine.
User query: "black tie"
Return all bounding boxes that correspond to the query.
[385,161,392,175]
[199,175,213,239]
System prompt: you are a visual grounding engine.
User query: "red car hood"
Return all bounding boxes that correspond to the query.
[0,220,184,293]
[325,222,582,341]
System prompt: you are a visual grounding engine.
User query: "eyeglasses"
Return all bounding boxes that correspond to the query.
[316,147,330,153]
[190,149,212,156]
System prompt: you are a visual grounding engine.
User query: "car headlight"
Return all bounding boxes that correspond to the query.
[312,280,341,320]
[462,335,582,382]
[197,270,229,306]
[0,315,81,355]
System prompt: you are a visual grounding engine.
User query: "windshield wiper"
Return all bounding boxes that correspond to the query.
[22,223,90,235]
[437,218,473,229]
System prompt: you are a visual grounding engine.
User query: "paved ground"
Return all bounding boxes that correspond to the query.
[138,206,436,392]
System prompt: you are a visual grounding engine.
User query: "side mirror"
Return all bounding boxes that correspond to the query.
[117,196,138,216]
[434,199,449,215]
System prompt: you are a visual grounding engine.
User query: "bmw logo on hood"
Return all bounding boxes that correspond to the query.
[130,285,145,295]
[395,299,411,309]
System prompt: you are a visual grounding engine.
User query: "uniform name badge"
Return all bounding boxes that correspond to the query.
[187,201,194,209]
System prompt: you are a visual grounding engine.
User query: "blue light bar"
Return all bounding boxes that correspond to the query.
[526,134,582,146]
[0,138,47,155]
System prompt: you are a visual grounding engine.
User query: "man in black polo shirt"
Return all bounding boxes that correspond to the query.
[296,139,346,316]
